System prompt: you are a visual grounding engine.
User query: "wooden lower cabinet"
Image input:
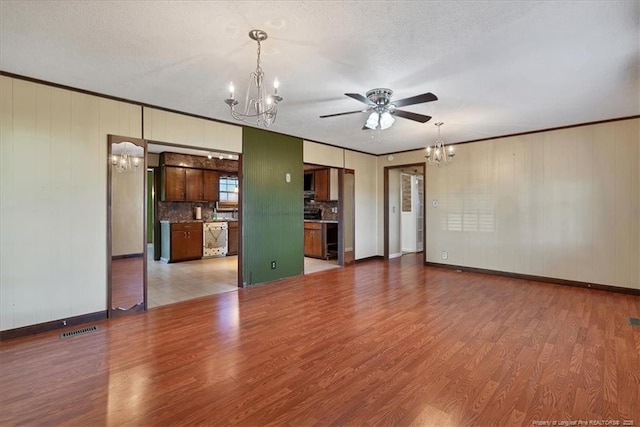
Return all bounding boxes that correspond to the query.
[227,221,238,256]
[160,221,203,262]
[304,223,323,258]
[304,221,338,259]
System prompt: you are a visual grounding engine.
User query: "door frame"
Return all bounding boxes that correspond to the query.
[383,162,426,260]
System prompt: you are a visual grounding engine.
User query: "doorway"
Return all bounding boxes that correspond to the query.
[146,143,240,308]
[302,165,355,273]
[384,163,426,259]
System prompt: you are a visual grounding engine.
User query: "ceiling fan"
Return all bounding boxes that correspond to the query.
[319,88,437,130]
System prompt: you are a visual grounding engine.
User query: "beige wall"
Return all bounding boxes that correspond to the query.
[345,150,379,259]
[143,107,242,153]
[303,140,344,167]
[378,118,639,290]
[388,169,401,257]
[0,76,142,331]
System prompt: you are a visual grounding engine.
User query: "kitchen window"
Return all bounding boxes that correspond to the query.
[219,175,239,204]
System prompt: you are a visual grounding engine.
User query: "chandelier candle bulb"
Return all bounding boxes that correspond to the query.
[229,83,234,99]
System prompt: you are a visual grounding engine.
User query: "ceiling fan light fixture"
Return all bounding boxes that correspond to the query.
[379,111,395,130]
[365,112,380,129]
[320,89,437,133]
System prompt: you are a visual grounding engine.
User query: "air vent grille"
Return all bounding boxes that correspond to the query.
[60,325,99,338]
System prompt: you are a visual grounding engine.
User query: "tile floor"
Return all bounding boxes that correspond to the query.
[147,251,340,308]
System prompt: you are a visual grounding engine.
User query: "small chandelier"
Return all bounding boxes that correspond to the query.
[225,29,282,127]
[111,141,142,173]
[426,122,455,166]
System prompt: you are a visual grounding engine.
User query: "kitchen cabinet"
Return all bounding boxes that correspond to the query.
[313,169,329,201]
[161,166,219,202]
[227,221,238,256]
[304,221,338,259]
[185,168,203,201]
[160,221,203,262]
[308,168,339,202]
[162,166,186,201]
[203,170,219,201]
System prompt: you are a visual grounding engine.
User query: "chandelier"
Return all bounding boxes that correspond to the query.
[224,29,282,127]
[111,141,142,173]
[426,122,455,166]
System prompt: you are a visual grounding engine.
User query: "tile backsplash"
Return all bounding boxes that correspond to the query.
[158,202,235,221]
[305,200,339,221]
[160,200,338,222]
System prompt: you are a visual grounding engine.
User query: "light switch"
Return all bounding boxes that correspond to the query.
[285,173,291,183]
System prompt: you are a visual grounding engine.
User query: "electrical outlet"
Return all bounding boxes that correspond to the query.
[271,261,277,269]
[442,251,448,260]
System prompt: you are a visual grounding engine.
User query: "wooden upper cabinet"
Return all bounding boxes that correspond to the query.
[163,166,186,201]
[162,167,219,202]
[314,169,330,201]
[203,170,219,201]
[185,169,204,201]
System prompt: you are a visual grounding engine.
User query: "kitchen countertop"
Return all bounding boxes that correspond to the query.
[160,219,238,223]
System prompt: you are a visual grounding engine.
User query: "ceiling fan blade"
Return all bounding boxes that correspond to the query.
[319,109,366,118]
[345,93,376,105]
[392,92,438,108]
[393,109,432,123]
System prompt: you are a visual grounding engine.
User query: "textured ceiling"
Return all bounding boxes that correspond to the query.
[1,1,638,155]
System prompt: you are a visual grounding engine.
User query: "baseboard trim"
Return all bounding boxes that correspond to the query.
[112,253,144,260]
[355,255,384,263]
[0,311,107,341]
[389,253,403,259]
[424,262,640,296]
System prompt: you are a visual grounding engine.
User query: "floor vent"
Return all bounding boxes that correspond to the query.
[629,318,640,327]
[60,325,99,339]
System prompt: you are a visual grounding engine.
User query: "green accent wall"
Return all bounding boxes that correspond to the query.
[242,127,303,286]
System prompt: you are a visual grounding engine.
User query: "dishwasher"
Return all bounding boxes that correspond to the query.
[203,222,228,258]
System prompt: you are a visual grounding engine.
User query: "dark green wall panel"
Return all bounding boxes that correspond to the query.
[241,127,303,285]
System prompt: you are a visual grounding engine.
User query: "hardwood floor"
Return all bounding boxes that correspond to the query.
[1,254,638,426]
